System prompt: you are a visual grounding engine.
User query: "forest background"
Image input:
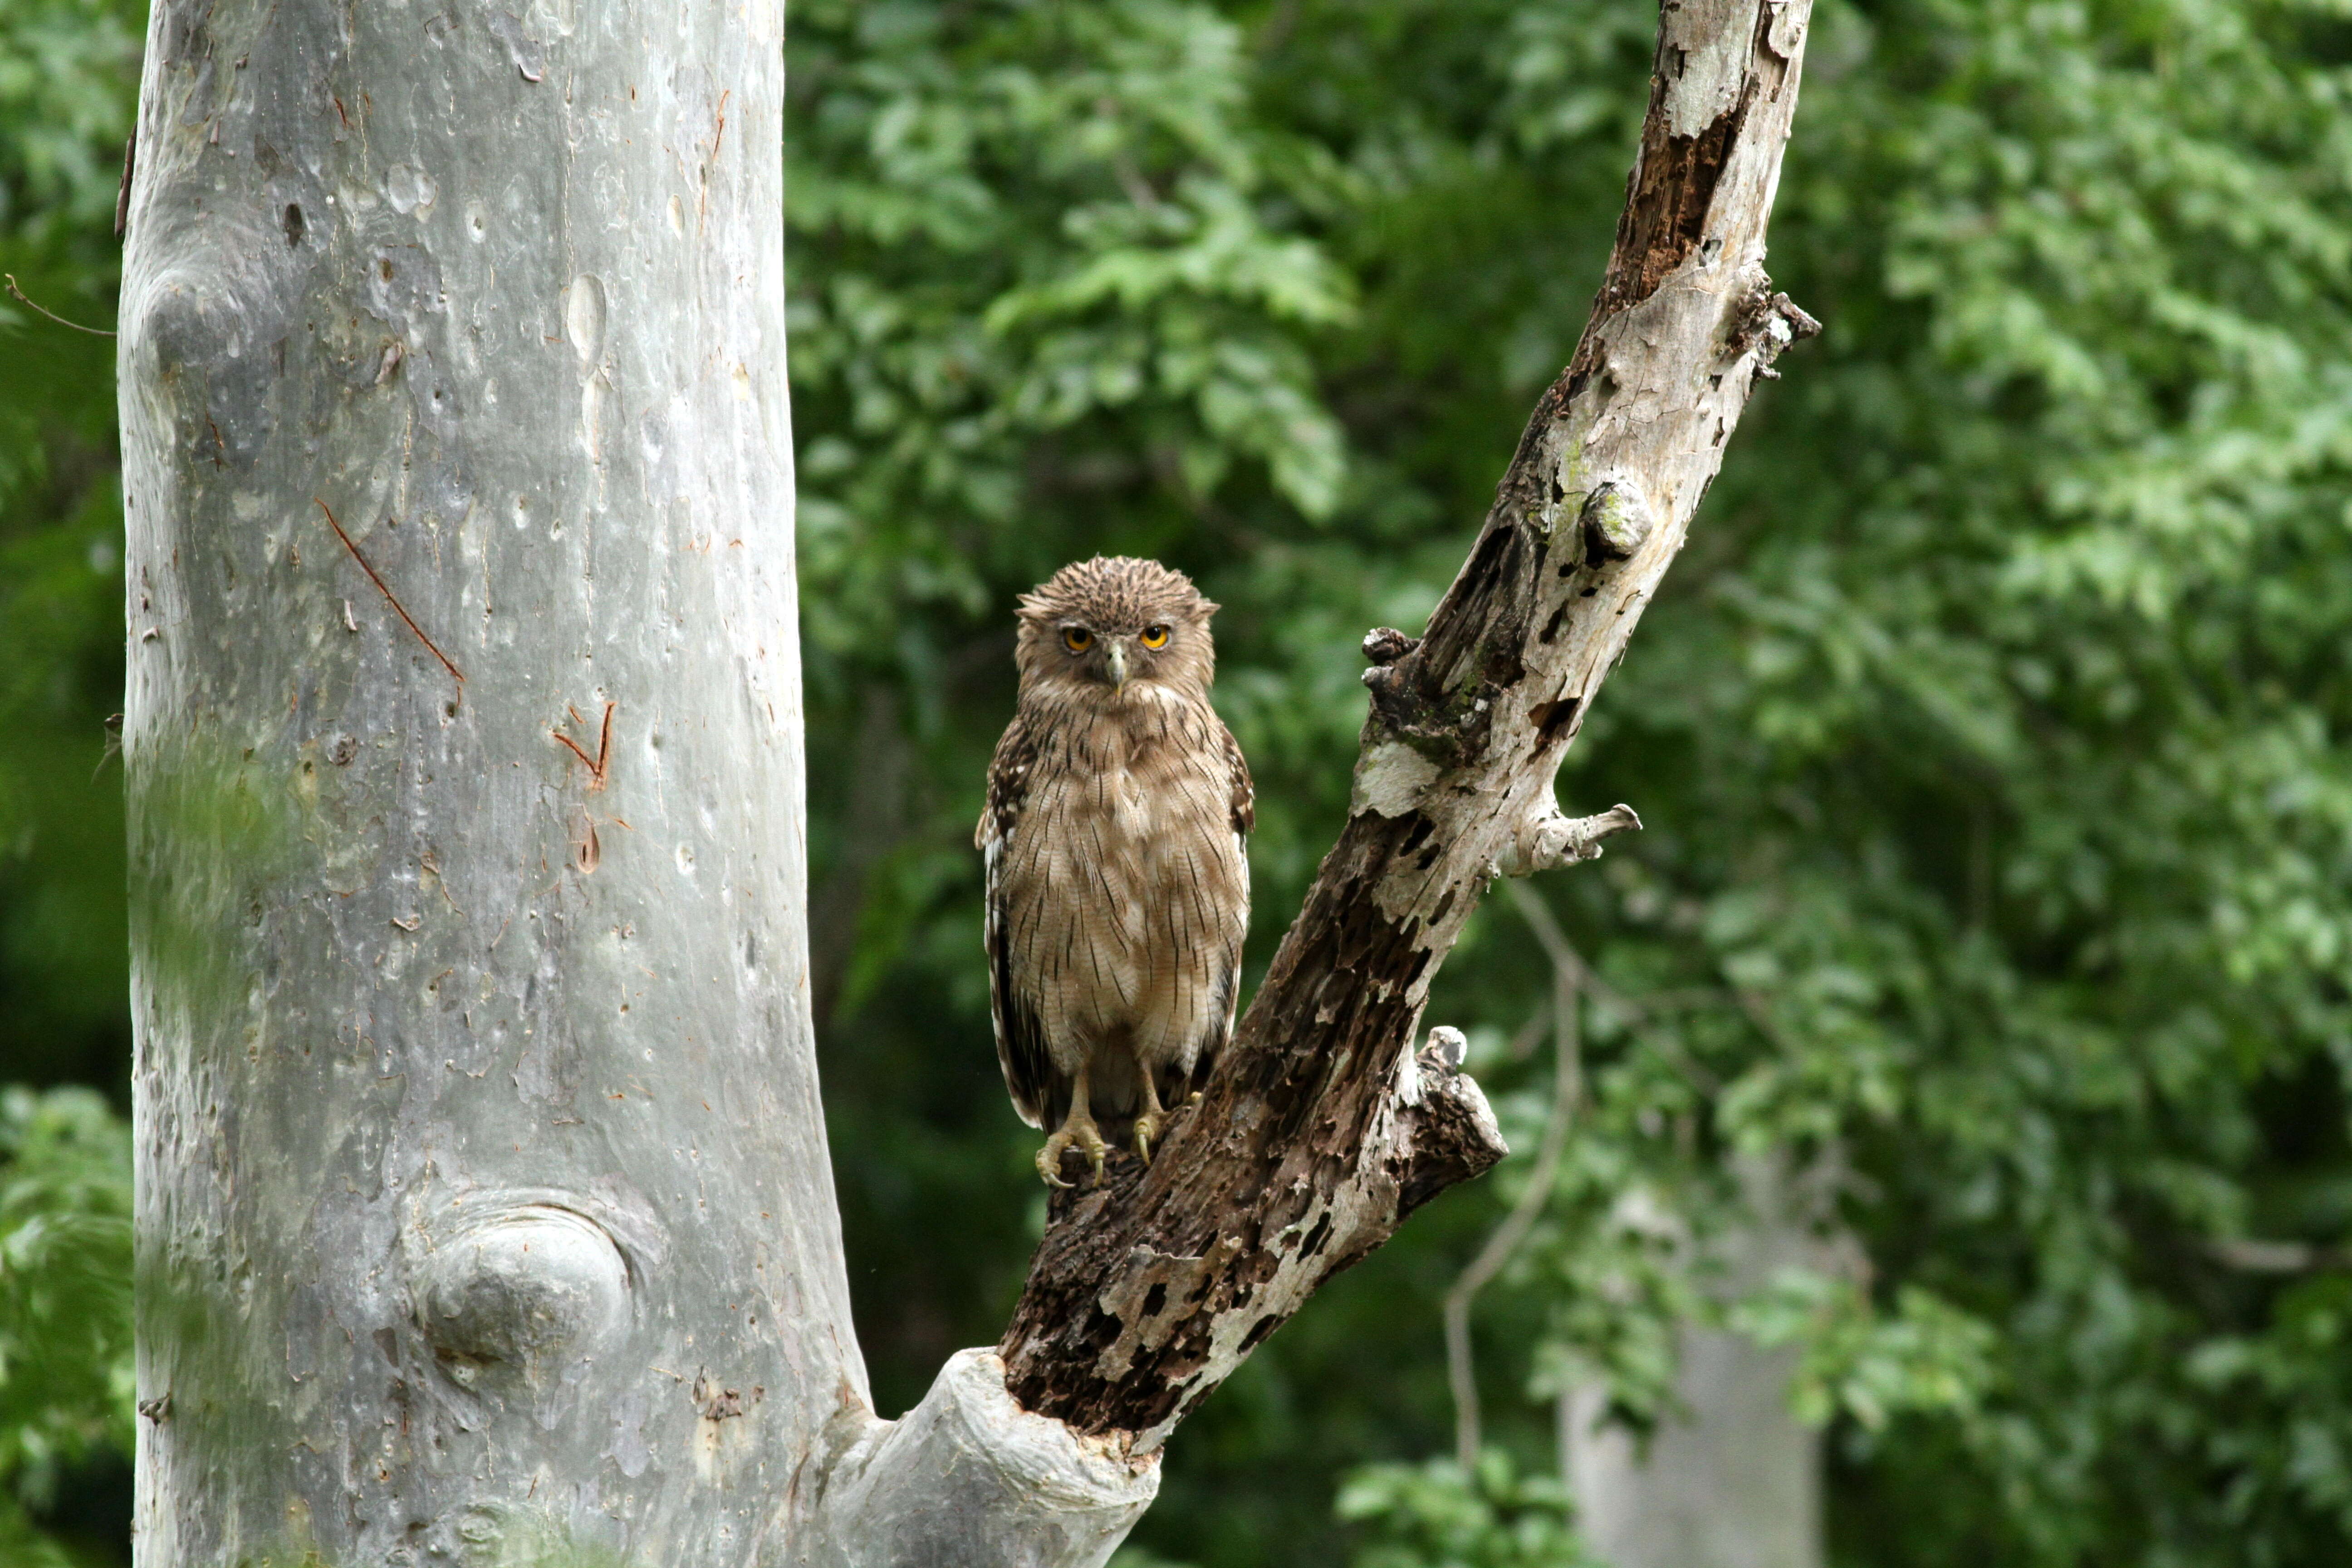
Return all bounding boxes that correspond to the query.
[6,0,2352,1563]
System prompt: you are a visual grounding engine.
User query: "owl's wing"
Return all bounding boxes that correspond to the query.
[1224,720,1255,843]
[979,712,1054,1131]
[1185,720,1256,1102]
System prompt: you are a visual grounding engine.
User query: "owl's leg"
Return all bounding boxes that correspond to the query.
[1035,1058,1108,1188]
[1129,1049,1167,1162]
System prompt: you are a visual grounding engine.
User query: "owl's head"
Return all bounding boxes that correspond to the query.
[1013,556,1220,703]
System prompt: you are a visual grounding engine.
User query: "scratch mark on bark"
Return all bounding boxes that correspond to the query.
[553,701,616,790]
[314,497,465,689]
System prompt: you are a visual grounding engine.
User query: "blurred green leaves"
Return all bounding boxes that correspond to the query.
[793,1,2352,1564]
[0,1,139,1560]
[1336,1451,1586,1568]
[0,0,138,243]
[0,0,136,1100]
[0,1089,131,1563]
[1730,1273,1999,1433]
[789,0,1353,684]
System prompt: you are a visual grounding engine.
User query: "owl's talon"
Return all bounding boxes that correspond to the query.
[1132,1110,1164,1162]
[1037,1113,1108,1188]
[1034,1133,1078,1188]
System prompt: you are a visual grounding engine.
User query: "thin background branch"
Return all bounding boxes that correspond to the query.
[1445,880,1588,1467]
[4,274,116,337]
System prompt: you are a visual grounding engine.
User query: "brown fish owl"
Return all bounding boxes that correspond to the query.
[978,557,1254,1187]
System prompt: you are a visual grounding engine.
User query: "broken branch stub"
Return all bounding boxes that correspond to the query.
[997,0,1818,1445]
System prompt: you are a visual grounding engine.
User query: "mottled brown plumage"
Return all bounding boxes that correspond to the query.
[978,557,1254,1186]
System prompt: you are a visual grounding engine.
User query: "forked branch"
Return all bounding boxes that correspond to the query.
[992,0,1819,1447]
[814,5,1822,1550]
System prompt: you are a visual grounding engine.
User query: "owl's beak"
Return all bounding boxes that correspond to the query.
[1106,641,1129,692]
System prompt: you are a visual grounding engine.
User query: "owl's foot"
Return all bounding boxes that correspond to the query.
[1132,1110,1164,1163]
[1036,1113,1108,1188]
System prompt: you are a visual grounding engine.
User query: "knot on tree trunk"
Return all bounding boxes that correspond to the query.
[1578,482,1656,565]
[1730,284,1822,380]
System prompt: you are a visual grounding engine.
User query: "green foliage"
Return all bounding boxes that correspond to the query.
[790,1,2352,1563]
[1568,1,2352,1559]
[787,0,1352,676]
[1334,1451,1586,1568]
[0,0,140,1559]
[1731,1273,2000,1433]
[0,1089,131,1563]
[0,0,137,1099]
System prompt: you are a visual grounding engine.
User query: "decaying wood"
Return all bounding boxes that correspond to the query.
[995,0,1820,1450]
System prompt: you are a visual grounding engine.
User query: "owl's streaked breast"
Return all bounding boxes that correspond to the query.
[998,694,1246,1079]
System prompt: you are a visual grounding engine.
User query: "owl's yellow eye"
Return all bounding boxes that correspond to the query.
[1139,625,1170,649]
[1062,627,1093,653]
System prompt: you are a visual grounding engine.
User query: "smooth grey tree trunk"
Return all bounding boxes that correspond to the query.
[118,3,1149,1563]
[1565,1331,1821,1568]
[1563,1160,1847,1568]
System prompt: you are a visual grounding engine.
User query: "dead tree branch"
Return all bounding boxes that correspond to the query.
[2205,1238,2352,1274]
[4,273,116,337]
[986,0,1819,1454]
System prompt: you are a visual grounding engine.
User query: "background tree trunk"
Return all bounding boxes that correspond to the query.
[1564,1332,1821,1568]
[1563,1158,1850,1568]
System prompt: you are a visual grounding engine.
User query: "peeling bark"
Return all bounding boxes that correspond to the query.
[998,0,1818,1450]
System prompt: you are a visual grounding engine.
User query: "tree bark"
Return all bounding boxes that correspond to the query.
[123,2,835,1561]
[998,0,1819,1449]
[119,0,1814,1562]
